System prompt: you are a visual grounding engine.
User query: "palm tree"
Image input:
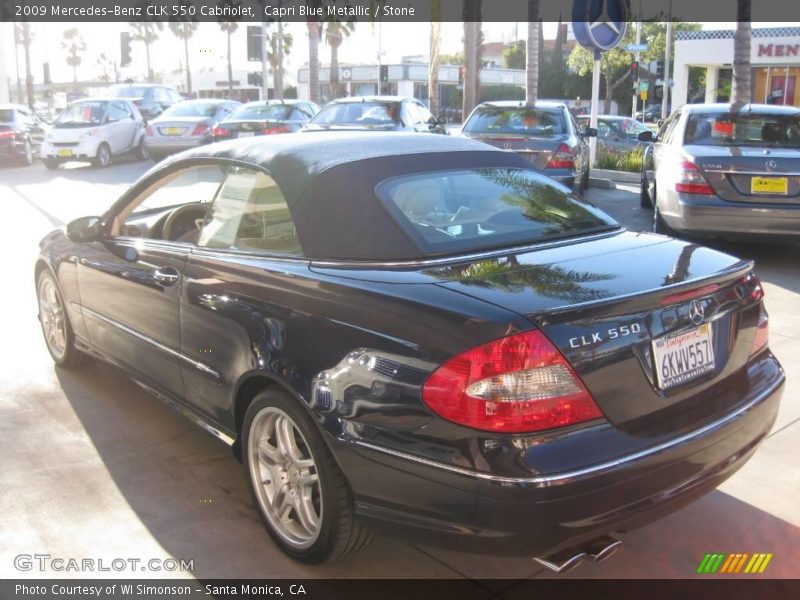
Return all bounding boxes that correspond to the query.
[462,0,482,118]
[731,0,752,112]
[96,53,114,83]
[268,28,292,100]
[129,23,163,82]
[218,21,239,97]
[306,1,324,105]
[429,0,442,116]
[14,24,35,108]
[526,1,540,104]
[326,20,356,99]
[169,19,199,97]
[61,28,87,84]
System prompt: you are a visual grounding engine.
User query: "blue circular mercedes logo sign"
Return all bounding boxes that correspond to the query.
[572,0,629,53]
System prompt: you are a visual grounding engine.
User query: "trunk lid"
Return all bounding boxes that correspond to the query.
[311,231,762,434]
[465,133,568,170]
[151,117,209,138]
[687,145,800,204]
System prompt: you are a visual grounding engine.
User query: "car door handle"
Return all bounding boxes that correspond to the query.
[153,267,181,286]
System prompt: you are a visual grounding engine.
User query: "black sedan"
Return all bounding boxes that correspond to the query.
[36,133,783,568]
[0,103,49,165]
[304,96,448,134]
[215,100,320,139]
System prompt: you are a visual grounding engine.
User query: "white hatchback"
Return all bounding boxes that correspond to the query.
[40,98,149,169]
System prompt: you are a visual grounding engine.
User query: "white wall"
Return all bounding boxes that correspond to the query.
[0,33,9,103]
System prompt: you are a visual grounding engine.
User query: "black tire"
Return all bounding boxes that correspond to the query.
[150,152,165,163]
[44,158,60,170]
[242,389,372,563]
[640,171,652,208]
[18,139,34,166]
[652,185,675,236]
[135,138,150,160]
[579,167,590,195]
[92,143,111,168]
[36,270,89,368]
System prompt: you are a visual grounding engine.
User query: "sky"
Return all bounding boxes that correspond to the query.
[2,21,797,89]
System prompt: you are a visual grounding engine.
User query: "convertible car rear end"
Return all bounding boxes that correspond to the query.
[36,132,783,566]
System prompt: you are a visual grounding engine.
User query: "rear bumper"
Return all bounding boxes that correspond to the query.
[665,192,800,237]
[337,353,783,556]
[40,139,101,161]
[145,136,211,154]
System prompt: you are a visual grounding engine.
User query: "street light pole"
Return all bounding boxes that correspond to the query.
[261,22,270,100]
[589,50,600,166]
[662,20,672,119]
[632,21,642,118]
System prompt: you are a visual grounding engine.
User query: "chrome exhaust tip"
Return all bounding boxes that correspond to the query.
[534,536,622,574]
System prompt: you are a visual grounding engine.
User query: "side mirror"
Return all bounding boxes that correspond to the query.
[582,127,597,138]
[637,130,655,142]
[656,118,665,129]
[67,216,103,243]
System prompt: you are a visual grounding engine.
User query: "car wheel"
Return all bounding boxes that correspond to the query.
[43,158,59,170]
[150,152,164,163]
[580,167,590,194]
[135,138,150,161]
[640,171,652,208]
[243,389,372,563]
[652,186,675,236]
[19,139,33,166]
[92,143,111,168]
[37,270,89,368]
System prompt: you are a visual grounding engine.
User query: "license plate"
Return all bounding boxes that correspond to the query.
[164,127,183,136]
[238,131,255,138]
[56,149,73,157]
[652,323,715,390]
[751,176,787,195]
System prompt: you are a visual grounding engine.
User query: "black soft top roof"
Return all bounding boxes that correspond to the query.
[156,132,535,261]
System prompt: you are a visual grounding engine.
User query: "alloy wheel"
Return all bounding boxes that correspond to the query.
[247,407,322,550]
[38,277,67,360]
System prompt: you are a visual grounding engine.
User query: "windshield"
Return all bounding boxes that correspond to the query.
[464,106,567,137]
[616,118,652,138]
[0,109,14,123]
[230,104,291,121]
[161,102,219,118]
[378,168,617,255]
[311,102,400,127]
[685,111,800,147]
[108,86,150,99]
[54,101,108,127]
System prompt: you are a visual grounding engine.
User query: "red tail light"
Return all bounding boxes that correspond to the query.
[675,160,715,195]
[422,330,603,433]
[545,144,575,170]
[212,127,231,138]
[144,125,153,136]
[262,125,290,135]
[0,130,16,139]
[192,123,210,136]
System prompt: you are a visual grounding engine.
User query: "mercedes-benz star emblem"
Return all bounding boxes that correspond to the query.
[766,160,777,171]
[689,299,705,325]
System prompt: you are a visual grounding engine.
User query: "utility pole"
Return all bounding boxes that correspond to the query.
[377,18,383,95]
[662,20,672,119]
[632,21,642,118]
[275,20,284,100]
[261,22,270,100]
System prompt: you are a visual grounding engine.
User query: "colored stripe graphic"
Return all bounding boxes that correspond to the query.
[697,552,772,574]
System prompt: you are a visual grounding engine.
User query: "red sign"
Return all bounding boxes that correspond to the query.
[757,44,800,58]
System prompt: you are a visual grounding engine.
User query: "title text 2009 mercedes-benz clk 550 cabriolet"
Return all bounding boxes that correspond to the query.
[36,133,783,570]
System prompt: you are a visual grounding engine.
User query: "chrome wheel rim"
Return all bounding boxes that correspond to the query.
[38,277,67,359]
[248,407,322,549]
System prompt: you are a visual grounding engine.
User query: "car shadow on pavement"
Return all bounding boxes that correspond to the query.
[52,358,800,581]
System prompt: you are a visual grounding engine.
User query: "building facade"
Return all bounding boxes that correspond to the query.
[673,27,800,109]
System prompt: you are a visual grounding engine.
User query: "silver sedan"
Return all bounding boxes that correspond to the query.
[640,103,800,239]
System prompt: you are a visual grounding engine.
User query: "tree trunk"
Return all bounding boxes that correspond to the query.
[330,37,341,99]
[227,31,233,97]
[146,41,153,82]
[22,25,34,109]
[308,22,321,105]
[526,0,540,104]
[276,21,284,100]
[731,0,752,112]
[429,16,441,117]
[184,37,192,97]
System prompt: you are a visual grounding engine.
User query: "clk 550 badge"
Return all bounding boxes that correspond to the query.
[569,323,642,349]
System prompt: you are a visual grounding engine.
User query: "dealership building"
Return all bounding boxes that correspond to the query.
[673,27,800,108]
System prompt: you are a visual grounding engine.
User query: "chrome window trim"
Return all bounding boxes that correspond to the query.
[351,372,782,488]
[81,305,222,383]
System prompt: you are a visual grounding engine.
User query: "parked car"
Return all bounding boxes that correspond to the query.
[461,101,594,194]
[577,115,653,163]
[37,132,783,567]
[0,103,50,165]
[215,100,320,139]
[304,96,448,134]
[640,103,800,238]
[106,83,183,119]
[145,99,242,161]
[39,98,149,169]
[637,104,663,123]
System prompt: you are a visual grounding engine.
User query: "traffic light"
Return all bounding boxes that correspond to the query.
[655,60,664,77]
[379,65,389,83]
[247,26,262,62]
[120,32,132,68]
[247,72,262,86]
[630,61,639,79]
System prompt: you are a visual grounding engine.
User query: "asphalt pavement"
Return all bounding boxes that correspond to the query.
[0,157,797,584]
